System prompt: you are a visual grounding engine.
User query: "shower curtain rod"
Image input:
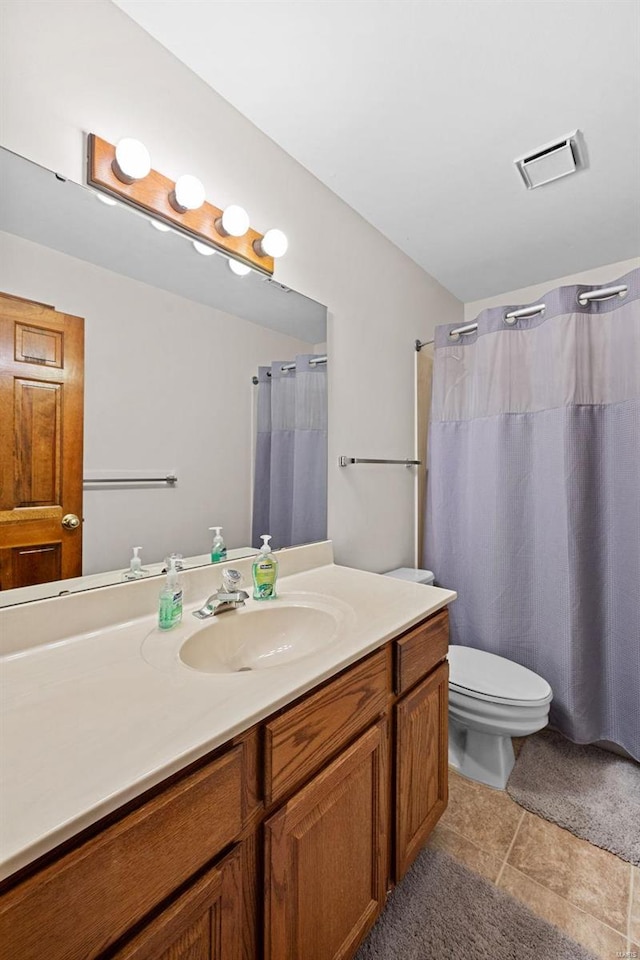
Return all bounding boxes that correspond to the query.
[251,355,327,384]
[414,282,629,351]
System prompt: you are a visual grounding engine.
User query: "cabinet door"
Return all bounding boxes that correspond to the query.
[111,845,243,960]
[265,720,389,960]
[395,660,448,880]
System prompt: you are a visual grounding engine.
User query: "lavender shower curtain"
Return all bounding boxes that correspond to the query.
[425,268,640,760]
[252,354,327,550]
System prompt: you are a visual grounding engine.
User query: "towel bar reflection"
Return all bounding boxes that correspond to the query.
[83,474,178,485]
[339,457,421,467]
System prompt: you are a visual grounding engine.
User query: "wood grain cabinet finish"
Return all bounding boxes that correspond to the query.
[264,649,389,806]
[395,660,449,880]
[111,845,244,960]
[394,609,449,695]
[264,721,389,960]
[0,747,243,960]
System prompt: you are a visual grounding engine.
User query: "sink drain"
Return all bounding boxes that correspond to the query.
[237,666,253,672]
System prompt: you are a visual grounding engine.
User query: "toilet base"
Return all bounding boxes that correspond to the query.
[448,719,515,790]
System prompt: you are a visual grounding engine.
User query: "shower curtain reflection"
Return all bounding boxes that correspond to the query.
[252,354,327,550]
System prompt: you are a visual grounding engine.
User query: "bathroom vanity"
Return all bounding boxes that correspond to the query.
[0,543,455,960]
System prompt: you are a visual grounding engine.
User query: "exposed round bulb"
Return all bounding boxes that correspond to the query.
[171,175,206,212]
[217,205,250,238]
[228,259,251,277]
[255,228,288,259]
[149,219,171,232]
[112,138,151,184]
[193,240,215,256]
[95,191,118,206]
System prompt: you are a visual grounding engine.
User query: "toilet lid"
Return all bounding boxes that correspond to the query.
[448,645,552,704]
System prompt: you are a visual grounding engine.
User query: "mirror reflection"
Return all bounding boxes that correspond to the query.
[0,147,328,607]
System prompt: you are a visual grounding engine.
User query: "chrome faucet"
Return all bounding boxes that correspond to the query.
[193,569,249,620]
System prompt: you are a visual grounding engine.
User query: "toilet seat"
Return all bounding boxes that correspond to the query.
[448,645,552,707]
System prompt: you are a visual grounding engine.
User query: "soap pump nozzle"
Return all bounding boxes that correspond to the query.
[259,535,272,554]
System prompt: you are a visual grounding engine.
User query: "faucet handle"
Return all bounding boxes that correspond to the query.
[221,568,242,592]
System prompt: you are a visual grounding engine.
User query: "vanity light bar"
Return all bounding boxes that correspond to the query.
[87,135,278,276]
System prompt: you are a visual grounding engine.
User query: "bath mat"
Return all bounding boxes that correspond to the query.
[507,728,640,866]
[354,846,597,960]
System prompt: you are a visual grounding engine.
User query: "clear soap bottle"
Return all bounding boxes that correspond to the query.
[124,546,147,580]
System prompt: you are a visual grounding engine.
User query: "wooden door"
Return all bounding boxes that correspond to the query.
[110,845,244,960]
[264,720,389,960]
[395,660,449,880]
[0,292,84,591]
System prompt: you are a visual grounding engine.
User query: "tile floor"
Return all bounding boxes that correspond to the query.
[428,760,639,960]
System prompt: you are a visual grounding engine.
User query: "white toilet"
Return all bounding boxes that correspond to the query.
[448,645,552,789]
[383,568,553,791]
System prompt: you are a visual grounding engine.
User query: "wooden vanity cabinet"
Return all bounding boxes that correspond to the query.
[0,607,449,960]
[0,745,247,960]
[110,844,244,960]
[264,720,389,960]
[394,661,449,879]
[393,611,449,881]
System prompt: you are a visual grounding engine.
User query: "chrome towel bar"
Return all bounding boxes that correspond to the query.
[339,457,421,467]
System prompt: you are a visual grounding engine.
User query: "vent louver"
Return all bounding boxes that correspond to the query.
[515,130,584,189]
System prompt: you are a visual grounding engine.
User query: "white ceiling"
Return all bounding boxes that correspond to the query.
[114,0,640,302]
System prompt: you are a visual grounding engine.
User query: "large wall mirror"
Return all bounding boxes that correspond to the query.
[0,146,328,607]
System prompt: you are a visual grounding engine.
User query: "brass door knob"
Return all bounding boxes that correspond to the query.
[61,513,81,530]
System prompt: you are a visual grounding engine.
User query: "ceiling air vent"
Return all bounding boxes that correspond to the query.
[515,130,584,189]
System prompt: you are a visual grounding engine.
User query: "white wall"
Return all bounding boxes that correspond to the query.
[0,0,463,573]
[0,231,313,574]
[465,257,640,321]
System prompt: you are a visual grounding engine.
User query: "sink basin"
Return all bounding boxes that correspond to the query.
[178,601,342,674]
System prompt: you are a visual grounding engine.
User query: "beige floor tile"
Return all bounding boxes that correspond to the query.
[439,769,523,858]
[499,864,628,960]
[631,867,640,945]
[427,823,503,882]
[507,811,630,934]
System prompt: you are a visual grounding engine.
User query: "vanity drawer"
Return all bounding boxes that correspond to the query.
[264,648,389,806]
[0,746,243,960]
[394,609,449,695]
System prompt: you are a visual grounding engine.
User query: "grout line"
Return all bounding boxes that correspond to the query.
[628,864,634,944]
[495,809,526,887]
[505,864,631,944]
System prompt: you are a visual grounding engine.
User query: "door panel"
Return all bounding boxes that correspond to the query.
[395,661,449,880]
[0,293,84,591]
[264,720,389,960]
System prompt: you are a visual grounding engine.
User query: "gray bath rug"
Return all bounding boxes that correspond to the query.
[507,729,640,866]
[354,846,597,960]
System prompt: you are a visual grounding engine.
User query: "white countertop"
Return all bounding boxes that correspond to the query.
[0,549,455,882]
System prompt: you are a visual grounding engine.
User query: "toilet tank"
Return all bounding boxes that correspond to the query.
[383,567,435,586]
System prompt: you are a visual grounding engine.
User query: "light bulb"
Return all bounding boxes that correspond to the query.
[193,240,215,256]
[215,205,250,238]
[228,259,251,277]
[95,191,118,206]
[170,175,206,213]
[112,138,151,184]
[254,228,288,259]
[149,219,171,232]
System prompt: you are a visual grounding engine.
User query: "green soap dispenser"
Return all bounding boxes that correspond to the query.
[158,558,183,629]
[209,526,227,563]
[252,535,278,600]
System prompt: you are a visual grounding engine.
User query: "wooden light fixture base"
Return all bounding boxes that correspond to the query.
[87,134,275,276]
